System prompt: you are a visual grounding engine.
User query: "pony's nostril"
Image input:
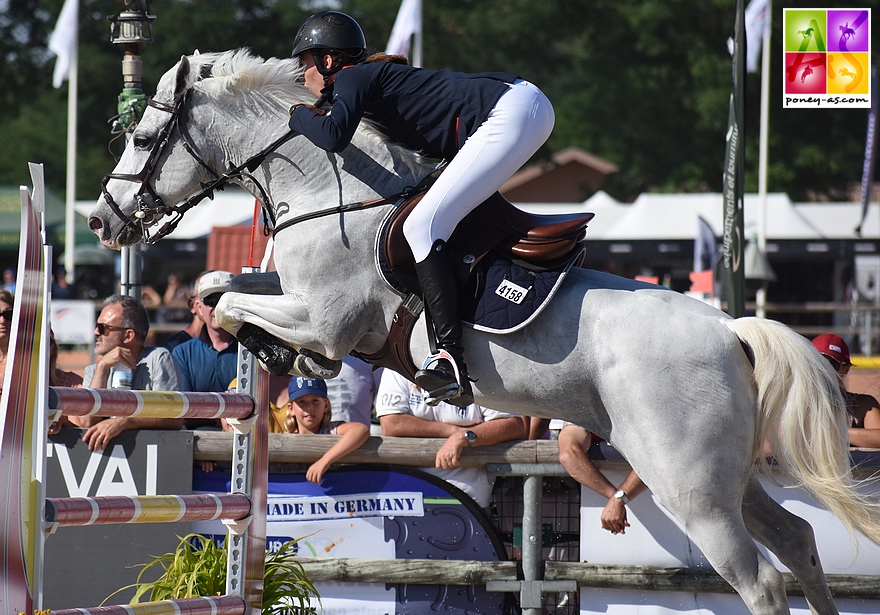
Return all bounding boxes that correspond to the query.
[88,217,104,232]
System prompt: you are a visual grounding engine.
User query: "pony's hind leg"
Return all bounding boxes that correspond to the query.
[651,480,789,615]
[742,475,839,615]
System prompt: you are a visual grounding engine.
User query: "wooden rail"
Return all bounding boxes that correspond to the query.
[297,557,518,585]
[544,563,880,600]
[193,433,566,466]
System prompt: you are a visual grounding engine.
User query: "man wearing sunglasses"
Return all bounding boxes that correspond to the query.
[812,333,880,448]
[171,270,238,398]
[73,295,184,451]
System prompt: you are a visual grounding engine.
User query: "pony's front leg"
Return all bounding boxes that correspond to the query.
[215,287,341,380]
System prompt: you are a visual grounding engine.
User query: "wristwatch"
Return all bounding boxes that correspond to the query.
[464,430,477,447]
[613,489,629,505]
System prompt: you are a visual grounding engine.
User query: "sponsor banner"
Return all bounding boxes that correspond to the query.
[267,492,424,522]
[783,9,872,108]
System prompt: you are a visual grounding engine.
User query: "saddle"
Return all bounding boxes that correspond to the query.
[359,188,593,380]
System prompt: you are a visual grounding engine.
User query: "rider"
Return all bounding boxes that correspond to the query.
[288,11,555,407]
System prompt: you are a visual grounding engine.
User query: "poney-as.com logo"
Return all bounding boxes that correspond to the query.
[783,8,871,108]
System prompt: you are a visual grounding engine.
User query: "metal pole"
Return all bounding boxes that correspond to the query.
[756,27,771,319]
[108,1,155,298]
[521,474,542,615]
[63,25,78,287]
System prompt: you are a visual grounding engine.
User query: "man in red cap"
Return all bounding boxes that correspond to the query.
[811,333,880,448]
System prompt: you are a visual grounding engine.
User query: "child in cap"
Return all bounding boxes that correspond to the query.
[287,376,370,484]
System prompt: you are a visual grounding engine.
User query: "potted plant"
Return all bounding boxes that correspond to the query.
[107,533,319,614]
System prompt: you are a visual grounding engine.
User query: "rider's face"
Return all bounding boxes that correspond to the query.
[299,52,334,96]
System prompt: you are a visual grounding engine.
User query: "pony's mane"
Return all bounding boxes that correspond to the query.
[157,49,430,175]
[158,49,310,106]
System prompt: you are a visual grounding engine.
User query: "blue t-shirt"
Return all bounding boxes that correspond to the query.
[171,329,238,392]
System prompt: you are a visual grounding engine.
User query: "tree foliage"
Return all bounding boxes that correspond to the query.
[0,0,877,204]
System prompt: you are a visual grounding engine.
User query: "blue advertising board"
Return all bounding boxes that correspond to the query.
[193,464,516,614]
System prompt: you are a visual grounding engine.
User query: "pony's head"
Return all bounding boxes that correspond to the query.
[90,49,309,248]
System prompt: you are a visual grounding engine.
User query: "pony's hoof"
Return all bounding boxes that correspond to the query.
[293,350,342,379]
[236,322,295,377]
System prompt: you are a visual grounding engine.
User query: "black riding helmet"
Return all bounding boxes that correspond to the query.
[292,11,368,77]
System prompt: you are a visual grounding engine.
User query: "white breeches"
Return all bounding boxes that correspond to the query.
[402,79,555,262]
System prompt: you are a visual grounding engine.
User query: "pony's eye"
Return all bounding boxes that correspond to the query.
[133,134,152,149]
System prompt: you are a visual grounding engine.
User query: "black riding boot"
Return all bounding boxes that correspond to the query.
[413,240,474,407]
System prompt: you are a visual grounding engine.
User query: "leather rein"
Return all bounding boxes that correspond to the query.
[100,90,297,244]
[100,88,433,244]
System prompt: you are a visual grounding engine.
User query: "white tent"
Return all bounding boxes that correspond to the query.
[794,202,880,240]
[599,192,823,241]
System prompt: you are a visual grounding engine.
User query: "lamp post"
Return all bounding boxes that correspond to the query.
[108,0,155,298]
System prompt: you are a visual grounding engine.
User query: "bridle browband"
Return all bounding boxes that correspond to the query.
[100,87,439,244]
[100,90,297,244]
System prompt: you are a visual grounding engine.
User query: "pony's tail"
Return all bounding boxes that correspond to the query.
[723,317,880,545]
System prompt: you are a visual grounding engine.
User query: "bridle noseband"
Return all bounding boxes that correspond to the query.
[100,91,296,244]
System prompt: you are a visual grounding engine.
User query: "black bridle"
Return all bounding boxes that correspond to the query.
[100,91,297,244]
[99,87,439,244]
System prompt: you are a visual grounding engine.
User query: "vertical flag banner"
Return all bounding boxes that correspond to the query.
[856,67,878,235]
[48,0,79,88]
[745,0,771,73]
[722,0,747,318]
[695,216,718,273]
[386,0,421,62]
[783,8,871,108]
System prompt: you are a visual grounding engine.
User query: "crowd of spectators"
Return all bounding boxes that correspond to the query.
[34,269,880,531]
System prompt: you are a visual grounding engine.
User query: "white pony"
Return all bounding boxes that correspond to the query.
[89,50,880,615]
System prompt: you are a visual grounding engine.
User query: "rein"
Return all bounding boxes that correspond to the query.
[101,85,440,243]
[271,161,444,237]
[100,91,298,244]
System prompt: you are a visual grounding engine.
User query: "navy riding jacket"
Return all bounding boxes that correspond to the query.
[288,61,518,160]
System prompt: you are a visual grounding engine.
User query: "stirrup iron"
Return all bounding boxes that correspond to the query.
[417,349,464,406]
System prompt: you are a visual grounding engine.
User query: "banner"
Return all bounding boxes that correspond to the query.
[721,0,746,318]
[48,0,78,88]
[744,0,771,73]
[385,0,421,58]
[856,67,878,235]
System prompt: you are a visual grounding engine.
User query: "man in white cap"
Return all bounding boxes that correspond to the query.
[171,270,238,394]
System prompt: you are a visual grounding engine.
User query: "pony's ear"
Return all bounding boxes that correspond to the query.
[173,55,190,100]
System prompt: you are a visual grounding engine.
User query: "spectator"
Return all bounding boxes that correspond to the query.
[557,423,647,535]
[375,369,523,509]
[162,273,205,351]
[171,271,238,393]
[73,294,184,451]
[522,416,551,440]
[0,289,13,397]
[3,267,16,293]
[52,267,75,299]
[227,372,292,434]
[158,272,193,324]
[48,329,84,435]
[812,333,880,448]
[49,329,83,388]
[325,355,378,428]
[286,376,369,484]
[140,285,163,309]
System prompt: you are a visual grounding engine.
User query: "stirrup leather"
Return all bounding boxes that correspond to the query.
[417,349,464,405]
